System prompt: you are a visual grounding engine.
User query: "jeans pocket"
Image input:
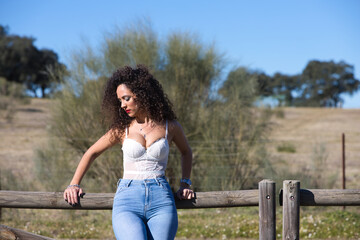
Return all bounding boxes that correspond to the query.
[115,181,126,194]
[116,178,121,187]
[115,186,124,195]
[116,179,133,194]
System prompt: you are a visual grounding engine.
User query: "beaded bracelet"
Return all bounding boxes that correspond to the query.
[66,184,80,189]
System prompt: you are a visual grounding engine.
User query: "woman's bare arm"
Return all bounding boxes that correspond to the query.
[170,121,194,200]
[64,129,120,205]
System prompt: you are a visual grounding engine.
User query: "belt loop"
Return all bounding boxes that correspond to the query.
[126,179,132,187]
[155,178,160,186]
[116,178,121,187]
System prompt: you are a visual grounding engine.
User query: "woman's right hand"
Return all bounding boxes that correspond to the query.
[63,185,85,206]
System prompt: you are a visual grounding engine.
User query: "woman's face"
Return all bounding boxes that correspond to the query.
[116,84,140,118]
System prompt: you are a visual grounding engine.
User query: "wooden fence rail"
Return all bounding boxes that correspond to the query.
[2,179,359,240]
[0,189,259,210]
[0,224,54,240]
[0,179,276,240]
[279,188,360,206]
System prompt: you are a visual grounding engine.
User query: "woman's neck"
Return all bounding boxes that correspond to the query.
[135,112,151,125]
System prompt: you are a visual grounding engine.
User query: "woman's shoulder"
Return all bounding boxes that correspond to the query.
[106,127,125,144]
[167,120,184,133]
[167,119,180,127]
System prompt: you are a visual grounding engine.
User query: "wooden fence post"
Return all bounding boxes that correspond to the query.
[282,180,300,240]
[0,224,55,240]
[259,179,276,240]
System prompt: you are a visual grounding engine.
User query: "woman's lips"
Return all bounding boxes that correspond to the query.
[125,109,131,113]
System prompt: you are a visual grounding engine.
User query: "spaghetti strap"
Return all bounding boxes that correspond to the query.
[165,120,168,139]
[125,127,128,138]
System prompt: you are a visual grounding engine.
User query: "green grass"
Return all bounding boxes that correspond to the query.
[2,207,359,239]
[177,208,259,239]
[1,209,113,239]
[299,209,360,239]
[277,142,296,153]
[178,207,360,239]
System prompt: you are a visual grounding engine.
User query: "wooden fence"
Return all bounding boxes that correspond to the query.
[1,179,360,240]
[279,180,360,239]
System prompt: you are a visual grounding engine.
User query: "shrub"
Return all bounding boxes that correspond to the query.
[0,77,29,122]
[277,142,296,153]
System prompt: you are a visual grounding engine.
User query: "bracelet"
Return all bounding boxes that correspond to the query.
[180,178,192,186]
[66,184,80,189]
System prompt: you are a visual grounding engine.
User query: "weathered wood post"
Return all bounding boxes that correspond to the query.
[0,224,55,240]
[342,133,346,210]
[259,179,276,240]
[282,180,300,240]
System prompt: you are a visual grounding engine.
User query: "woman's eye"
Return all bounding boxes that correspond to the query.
[124,97,130,101]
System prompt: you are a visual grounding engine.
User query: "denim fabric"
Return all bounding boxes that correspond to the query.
[112,177,178,240]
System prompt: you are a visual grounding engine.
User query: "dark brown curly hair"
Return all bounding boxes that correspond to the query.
[102,65,176,142]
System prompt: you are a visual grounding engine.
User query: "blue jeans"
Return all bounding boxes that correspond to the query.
[112,177,178,240]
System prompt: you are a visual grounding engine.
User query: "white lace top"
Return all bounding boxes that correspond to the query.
[122,121,169,179]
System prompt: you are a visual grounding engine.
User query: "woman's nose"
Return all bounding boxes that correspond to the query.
[121,101,126,109]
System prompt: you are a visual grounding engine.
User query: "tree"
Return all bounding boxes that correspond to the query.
[210,66,272,190]
[254,60,359,107]
[28,49,66,97]
[0,25,7,37]
[219,67,258,105]
[298,60,360,107]
[159,32,223,136]
[221,67,289,107]
[270,73,300,106]
[0,25,66,97]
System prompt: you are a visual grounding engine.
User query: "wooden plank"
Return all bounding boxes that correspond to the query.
[279,189,360,206]
[300,189,360,206]
[0,191,114,210]
[0,190,259,210]
[175,190,259,209]
[282,180,300,240]
[0,224,54,240]
[259,180,276,240]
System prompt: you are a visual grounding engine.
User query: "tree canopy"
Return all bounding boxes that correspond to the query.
[0,25,67,98]
[299,60,359,107]
[228,60,359,107]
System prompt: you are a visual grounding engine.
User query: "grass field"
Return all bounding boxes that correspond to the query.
[1,98,359,239]
[2,207,359,239]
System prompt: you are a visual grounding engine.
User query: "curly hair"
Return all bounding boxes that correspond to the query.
[102,65,176,142]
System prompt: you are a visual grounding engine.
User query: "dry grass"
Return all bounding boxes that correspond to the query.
[0,98,51,190]
[268,107,360,189]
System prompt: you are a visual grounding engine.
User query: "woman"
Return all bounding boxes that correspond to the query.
[63,65,194,239]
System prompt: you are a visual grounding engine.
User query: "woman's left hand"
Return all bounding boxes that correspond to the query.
[176,186,194,200]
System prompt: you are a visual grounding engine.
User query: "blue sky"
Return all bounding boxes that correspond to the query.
[1,0,359,108]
